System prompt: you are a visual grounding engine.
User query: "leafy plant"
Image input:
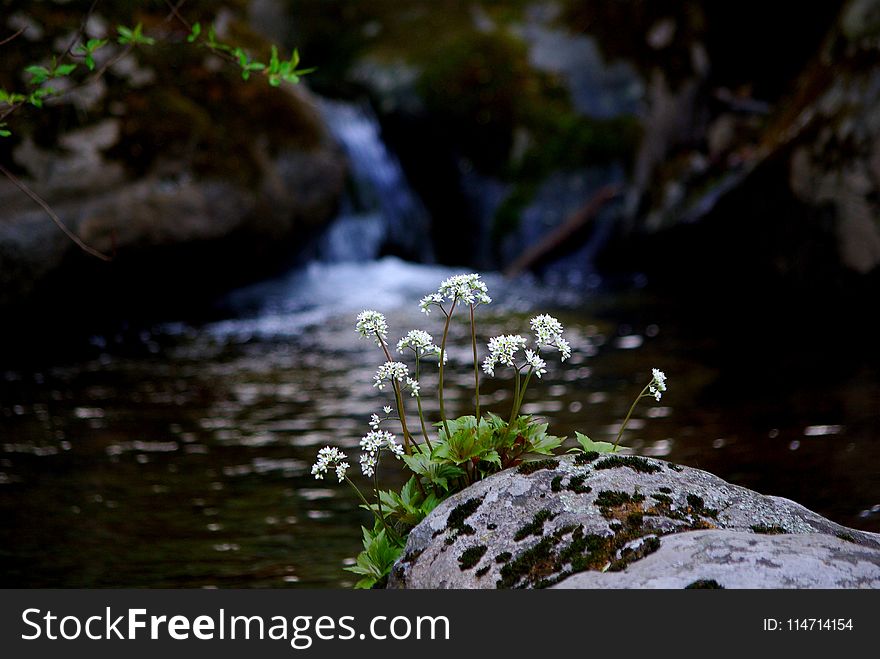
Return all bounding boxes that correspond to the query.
[344,526,404,589]
[570,432,619,455]
[310,273,669,587]
[0,14,312,139]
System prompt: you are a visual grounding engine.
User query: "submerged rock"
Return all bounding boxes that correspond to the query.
[388,455,880,589]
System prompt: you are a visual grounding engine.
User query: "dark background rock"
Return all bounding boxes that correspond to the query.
[0,2,346,324]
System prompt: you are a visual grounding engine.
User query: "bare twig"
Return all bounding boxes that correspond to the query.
[0,27,26,47]
[0,164,113,262]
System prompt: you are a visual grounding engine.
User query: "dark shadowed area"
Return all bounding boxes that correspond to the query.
[1,0,878,587]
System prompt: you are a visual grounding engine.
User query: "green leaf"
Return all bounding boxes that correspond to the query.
[187,22,201,43]
[117,24,154,46]
[25,65,50,85]
[401,446,465,491]
[343,526,403,589]
[54,63,77,77]
[116,25,133,43]
[0,90,26,105]
[0,126,11,138]
[573,432,620,454]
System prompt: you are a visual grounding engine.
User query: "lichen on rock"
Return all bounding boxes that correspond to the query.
[388,455,880,589]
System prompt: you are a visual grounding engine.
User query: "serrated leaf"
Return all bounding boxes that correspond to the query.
[574,432,620,454]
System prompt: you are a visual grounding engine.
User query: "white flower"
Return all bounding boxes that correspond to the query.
[530,314,571,361]
[648,368,667,401]
[359,429,398,455]
[358,430,402,477]
[437,273,491,306]
[406,377,420,397]
[524,349,547,378]
[419,293,444,315]
[369,414,381,430]
[383,405,393,414]
[482,334,527,377]
[397,330,439,357]
[311,446,348,481]
[373,361,409,390]
[360,453,377,478]
[356,310,388,346]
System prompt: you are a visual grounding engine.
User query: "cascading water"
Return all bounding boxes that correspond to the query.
[315,99,434,264]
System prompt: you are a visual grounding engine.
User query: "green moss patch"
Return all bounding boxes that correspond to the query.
[750,524,787,535]
[458,545,488,570]
[517,459,558,475]
[594,456,662,474]
[514,509,557,541]
[574,451,600,465]
[685,579,725,589]
[566,474,592,494]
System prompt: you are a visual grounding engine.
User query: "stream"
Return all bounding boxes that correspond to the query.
[1,256,878,587]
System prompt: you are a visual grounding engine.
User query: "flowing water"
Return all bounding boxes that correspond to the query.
[2,100,878,588]
[1,256,878,587]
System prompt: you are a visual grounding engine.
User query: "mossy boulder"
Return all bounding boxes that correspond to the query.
[388,454,880,589]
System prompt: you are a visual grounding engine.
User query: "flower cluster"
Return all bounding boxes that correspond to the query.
[438,273,491,306]
[359,429,403,477]
[356,310,388,347]
[418,293,445,315]
[530,314,571,360]
[649,368,667,401]
[406,377,420,397]
[420,272,491,313]
[373,361,409,390]
[524,349,547,378]
[482,334,528,377]
[311,446,349,482]
[397,330,445,364]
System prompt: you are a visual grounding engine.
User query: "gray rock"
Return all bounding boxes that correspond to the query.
[553,530,880,589]
[0,90,346,308]
[389,455,880,589]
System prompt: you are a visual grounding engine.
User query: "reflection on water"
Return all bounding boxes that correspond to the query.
[1,258,878,587]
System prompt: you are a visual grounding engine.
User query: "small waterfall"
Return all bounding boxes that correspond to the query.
[316,99,434,263]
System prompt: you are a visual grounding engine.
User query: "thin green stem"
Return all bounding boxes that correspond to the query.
[613,384,651,450]
[470,304,480,420]
[509,368,522,426]
[438,299,457,439]
[376,332,415,454]
[512,367,534,423]
[345,476,395,541]
[414,356,433,452]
